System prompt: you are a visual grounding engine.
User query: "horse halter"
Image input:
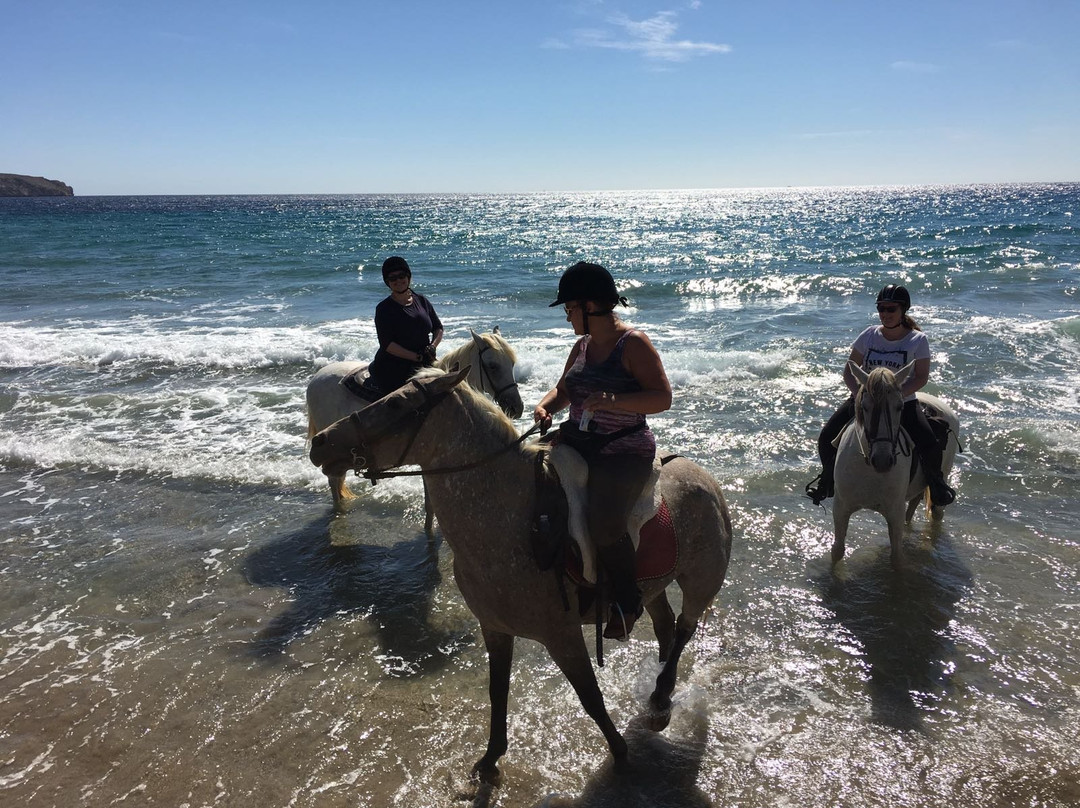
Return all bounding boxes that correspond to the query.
[475,340,519,403]
[855,385,908,464]
[347,380,453,482]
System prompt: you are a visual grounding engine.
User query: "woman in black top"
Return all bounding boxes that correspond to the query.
[368,256,444,393]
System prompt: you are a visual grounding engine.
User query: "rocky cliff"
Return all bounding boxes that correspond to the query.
[0,173,74,197]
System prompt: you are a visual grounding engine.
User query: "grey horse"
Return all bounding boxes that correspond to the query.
[309,366,733,791]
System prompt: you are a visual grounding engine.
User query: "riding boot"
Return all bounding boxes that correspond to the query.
[918,443,955,507]
[805,462,834,506]
[926,469,956,507]
[598,534,642,641]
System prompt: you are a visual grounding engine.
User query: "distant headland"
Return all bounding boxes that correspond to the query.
[0,173,74,197]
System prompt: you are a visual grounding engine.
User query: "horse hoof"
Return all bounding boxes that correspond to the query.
[645,696,673,731]
[470,759,502,788]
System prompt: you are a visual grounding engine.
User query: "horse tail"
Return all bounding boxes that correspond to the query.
[306,410,317,443]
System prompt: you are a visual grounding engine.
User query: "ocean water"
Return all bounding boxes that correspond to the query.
[1,185,1078,807]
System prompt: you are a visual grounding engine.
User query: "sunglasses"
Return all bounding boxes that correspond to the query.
[386,272,410,283]
[876,305,899,314]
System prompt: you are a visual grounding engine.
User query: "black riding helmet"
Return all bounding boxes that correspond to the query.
[877,284,911,311]
[549,262,627,308]
[381,255,411,282]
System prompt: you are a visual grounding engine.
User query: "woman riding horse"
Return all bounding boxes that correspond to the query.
[807,283,956,508]
[367,256,444,395]
[533,262,672,641]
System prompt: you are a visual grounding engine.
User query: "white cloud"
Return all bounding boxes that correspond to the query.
[571,10,730,62]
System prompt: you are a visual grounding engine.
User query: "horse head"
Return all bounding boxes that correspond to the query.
[309,365,473,479]
[468,327,524,419]
[849,360,914,473]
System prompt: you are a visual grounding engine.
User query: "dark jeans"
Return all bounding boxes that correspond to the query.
[818,397,942,476]
[586,454,655,550]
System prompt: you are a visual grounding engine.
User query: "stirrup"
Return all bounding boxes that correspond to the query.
[602,602,642,642]
[804,474,831,506]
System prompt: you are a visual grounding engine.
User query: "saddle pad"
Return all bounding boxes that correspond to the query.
[565,498,677,586]
[634,497,677,581]
[340,367,382,403]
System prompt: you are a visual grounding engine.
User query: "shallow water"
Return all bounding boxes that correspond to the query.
[2,186,1079,806]
[3,463,1077,807]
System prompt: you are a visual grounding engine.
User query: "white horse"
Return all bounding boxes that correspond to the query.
[306,328,523,519]
[832,361,960,566]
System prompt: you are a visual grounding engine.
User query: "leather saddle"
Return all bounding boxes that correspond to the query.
[340,366,385,403]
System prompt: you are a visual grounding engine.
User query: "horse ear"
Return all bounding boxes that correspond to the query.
[894,361,915,386]
[423,364,472,396]
[848,361,870,387]
[492,325,501,335]
[449,364,471,387]
[470,329,486,349]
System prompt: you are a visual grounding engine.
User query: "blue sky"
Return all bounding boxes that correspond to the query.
[4,1,1078,194]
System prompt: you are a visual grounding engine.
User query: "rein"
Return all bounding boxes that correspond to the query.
[359,423,542,483]
[349,379,541,483]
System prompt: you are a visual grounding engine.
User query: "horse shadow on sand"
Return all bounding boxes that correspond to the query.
[811,520,973,732]
[243,510,469,674]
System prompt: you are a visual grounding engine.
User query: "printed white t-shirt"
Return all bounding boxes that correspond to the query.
[851,325,931,402]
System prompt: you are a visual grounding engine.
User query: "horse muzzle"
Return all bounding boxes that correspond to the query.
[868,447,897,473]
[497,389,524,419]
[309,432,364,476]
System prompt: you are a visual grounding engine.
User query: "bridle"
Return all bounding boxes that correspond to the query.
[474,339,519,404]
[855,383,910,464]
[347,378,539,484]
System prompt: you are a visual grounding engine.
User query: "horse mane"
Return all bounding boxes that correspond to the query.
[485,331,518,364]
[439,340,473,371]
[855,366,900,422]
[439,330,518,370]
[412,366,521,444]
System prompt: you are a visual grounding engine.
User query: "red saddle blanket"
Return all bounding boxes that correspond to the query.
[565,498,677,587]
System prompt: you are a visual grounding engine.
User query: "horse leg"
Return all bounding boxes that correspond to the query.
[832,505,853,564]
[423,478,435,536]
[327,473,354,511]
[885,509,907,568]
[905,493,923,523]
[472,628,514,786]
[649,612,698,717]
[645,590,676,664]
[545,632,628,766]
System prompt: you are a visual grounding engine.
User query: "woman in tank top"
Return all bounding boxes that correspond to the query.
[533,262,672,641]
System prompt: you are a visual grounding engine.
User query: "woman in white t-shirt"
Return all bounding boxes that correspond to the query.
[806,284,956,508]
